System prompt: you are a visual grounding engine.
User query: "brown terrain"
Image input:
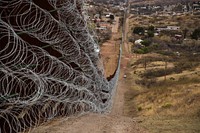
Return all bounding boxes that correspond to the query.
[122,11,200,132]
[124,53,200,133]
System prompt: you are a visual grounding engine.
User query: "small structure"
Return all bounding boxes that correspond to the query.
[134,39,145,49]
[156,26,180,32]
[134,39,143,45]
[154,32,159,36]
[167,26,180,30]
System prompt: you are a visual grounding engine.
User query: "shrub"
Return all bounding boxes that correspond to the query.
[174,61,200,72]
[170,77,175,81]
[147,30,154,37]
[149,43,159,51]
[129,38,135,43]
[135,78,157,88]
[159,35,171,44]
[134,47,150,54]
[133,26,144,35]
[162,103,172,109]
[141,68,175,78]
[110,14,114,20]
[134,49,145,54]
[141,39,152,47]
[148,25,155,32]
[157,50,174,56]
[138,107,142,111]
[191,28,200,40]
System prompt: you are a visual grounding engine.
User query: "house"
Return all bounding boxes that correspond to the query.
[156,26,180,32]
[167,26,180,30]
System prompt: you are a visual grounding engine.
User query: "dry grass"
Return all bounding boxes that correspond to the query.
[124,52,200,133]
[124,10,200,133]
[100,34,120,77]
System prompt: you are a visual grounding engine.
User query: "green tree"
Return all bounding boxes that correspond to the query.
[110,14,115,20]
[148,25,155,32]
[147,30,154,37]
[141,39,152,47]
[133,27,144,35]
[134,47,149,54]
[146,25,155,37]
[191,28,200,40]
